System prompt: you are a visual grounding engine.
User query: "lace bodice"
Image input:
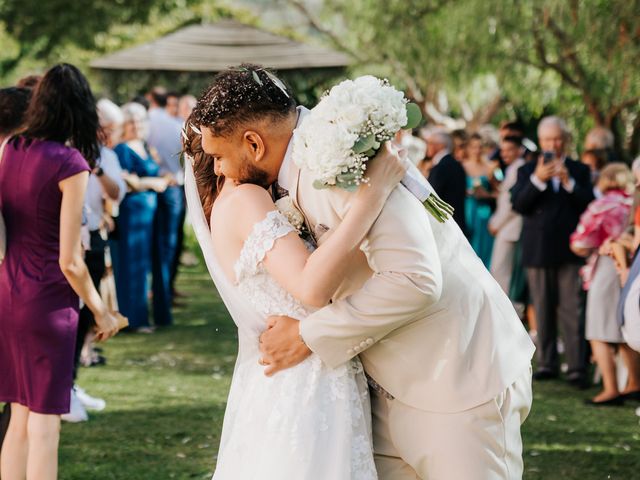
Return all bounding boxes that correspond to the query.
[234,210,312,320]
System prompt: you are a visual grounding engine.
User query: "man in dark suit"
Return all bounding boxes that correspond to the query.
[511,116,594,387]
[425,130,467,234]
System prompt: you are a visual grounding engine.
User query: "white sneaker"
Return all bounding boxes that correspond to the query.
[75,385,106,412]
[61,388,89,423]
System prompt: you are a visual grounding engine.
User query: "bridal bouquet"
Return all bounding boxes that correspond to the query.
[292,76,453,222]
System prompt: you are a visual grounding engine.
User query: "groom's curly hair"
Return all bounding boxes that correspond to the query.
[192,64,296,136]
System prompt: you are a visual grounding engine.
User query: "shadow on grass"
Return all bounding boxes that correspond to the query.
[60,403,224,480]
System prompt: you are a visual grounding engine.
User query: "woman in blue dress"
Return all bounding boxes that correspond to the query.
[112,103,169,331]
[463,133,497,268]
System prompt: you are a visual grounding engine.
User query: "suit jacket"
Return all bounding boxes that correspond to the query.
[280,113,535,413]
[510,157,594,268]
[427,153,467,234]
[489,158,525,242]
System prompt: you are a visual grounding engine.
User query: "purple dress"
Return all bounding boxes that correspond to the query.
[0,137,90,414]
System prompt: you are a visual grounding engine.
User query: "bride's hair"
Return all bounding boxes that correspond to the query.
[182,116,223,226]
[191,64,296,137]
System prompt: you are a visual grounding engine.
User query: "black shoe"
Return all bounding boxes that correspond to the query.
[567,375,591,390]
[584,396,625,407]
[533,370,559,381]
[620,390,640,402]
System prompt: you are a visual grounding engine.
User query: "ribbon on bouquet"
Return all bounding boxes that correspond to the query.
[401,163,454,223]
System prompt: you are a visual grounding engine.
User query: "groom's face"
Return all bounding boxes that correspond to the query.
[201,126,271,188]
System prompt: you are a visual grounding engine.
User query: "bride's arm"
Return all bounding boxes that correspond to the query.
[231,145,406,307]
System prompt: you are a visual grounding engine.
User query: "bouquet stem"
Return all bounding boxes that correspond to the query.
[400,171,454,223]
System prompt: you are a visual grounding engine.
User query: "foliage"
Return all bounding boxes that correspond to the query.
[47,261,640,479]
[295,0,640,159]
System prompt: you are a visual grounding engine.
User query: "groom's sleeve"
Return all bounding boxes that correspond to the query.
[299,186,443,369]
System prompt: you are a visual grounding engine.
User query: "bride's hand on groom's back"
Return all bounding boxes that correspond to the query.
[259,316,312,376]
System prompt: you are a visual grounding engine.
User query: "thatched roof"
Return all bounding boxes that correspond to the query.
[90,20,350,72]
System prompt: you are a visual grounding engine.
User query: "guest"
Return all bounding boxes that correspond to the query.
[489,135,526,293]
[426,129,467,234]
[170,95,199,298]
[0,85,32,458]
[570,164,640,405]
[585,126,617,163]
[451,128,468,162]
[511,116,594,387]
[63,99,128,423]
[147,87,184,326]
[15,75,41,89]
[178,94,197,122]
[166,91,180,118]
[581,148,609,186]
[0,64,119,480]
[463,133,495,266]
[113,102,169,332]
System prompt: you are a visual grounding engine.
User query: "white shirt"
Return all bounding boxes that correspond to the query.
[148,107,184,185]
[431,149,450,167]
[84,146,126,231]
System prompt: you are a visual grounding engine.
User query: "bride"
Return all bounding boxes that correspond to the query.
[183,120,407,479]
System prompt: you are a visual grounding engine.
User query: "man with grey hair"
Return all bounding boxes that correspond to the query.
[585,126,614,151]
[425,128,467,233]
[511,115,594,388]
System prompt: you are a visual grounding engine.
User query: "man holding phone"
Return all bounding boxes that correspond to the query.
[511,116,594,388]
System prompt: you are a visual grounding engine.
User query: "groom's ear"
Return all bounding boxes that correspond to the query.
[243,130,265,163]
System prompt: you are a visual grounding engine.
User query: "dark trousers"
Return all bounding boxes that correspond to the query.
[527,264,588,377]
[74,233,106,380]
[170,188,186,292]
[152,186,184,326]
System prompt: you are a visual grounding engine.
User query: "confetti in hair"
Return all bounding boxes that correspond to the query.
[192,64,296,136]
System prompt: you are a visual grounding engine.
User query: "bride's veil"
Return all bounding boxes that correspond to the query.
[183,157,266,339]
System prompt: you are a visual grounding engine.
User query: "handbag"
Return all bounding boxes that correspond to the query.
[0,137,9,265]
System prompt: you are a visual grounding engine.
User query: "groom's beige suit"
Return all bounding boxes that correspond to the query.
[280,108,535,479]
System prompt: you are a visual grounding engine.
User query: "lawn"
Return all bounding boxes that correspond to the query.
[58,262,640,479]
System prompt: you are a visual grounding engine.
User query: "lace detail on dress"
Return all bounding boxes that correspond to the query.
[212,209,377,479]
[234,210,296,283]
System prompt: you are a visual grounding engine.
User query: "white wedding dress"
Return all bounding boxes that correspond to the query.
[207,209,377,479]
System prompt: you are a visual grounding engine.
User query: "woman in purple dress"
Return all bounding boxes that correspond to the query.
[0,64,119,480]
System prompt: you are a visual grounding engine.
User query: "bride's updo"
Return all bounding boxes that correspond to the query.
[182,116,222,226]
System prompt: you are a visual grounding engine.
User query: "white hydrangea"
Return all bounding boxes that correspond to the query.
[292,76,408,189]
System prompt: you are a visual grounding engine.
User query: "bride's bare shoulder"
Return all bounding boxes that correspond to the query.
[213,183,276,239]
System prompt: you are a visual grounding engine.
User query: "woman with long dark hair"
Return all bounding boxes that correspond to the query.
[0,64,119,479]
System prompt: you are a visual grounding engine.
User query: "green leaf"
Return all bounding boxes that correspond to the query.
[353,134,376,154]
[252,71,263,86]
[402,103,423,130]
[313,179,331,189]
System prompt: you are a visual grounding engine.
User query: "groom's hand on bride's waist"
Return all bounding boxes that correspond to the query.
[259,316,312,376]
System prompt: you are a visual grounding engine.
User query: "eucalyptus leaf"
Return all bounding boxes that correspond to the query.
[313,179,330,190]
[403,103,422,130]
[353,134,376,154]
[252,71,263,86]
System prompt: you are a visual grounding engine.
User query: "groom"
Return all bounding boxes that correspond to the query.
[195,65,535,479]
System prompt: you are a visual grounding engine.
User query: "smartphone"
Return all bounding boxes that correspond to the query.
[542,151,555,164]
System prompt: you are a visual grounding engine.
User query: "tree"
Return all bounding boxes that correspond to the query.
[288,0,640,158]
[0,0,199,76]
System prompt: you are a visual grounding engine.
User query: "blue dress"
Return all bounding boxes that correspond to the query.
[112,143,159,329]
[465,176,494,268]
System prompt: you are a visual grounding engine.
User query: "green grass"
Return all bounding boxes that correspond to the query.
[58,262,640,479]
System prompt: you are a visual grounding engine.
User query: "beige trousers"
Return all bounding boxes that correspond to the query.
[372,367,532,480]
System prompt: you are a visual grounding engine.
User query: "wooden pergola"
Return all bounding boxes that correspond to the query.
[90,20,350,72]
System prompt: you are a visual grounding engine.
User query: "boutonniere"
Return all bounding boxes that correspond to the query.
[275,196,305,234]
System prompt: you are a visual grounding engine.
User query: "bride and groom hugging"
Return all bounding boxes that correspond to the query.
[183,65,535,480]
